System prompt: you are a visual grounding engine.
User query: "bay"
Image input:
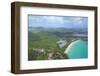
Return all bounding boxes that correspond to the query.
[65,40,88,59]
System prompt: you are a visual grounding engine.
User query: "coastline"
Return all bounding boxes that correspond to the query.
[64,40,82,54]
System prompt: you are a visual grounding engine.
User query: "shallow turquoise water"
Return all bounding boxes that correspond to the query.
[67,40,88,59]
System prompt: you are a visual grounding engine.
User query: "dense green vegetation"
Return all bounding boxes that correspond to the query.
[28,27,87,60]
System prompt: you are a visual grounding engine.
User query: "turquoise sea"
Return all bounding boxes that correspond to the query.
[67,40,88,59]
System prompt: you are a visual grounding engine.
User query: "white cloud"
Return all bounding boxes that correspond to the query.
[72,17,82,21]
[43,16,64,24]
[29,15,43,22]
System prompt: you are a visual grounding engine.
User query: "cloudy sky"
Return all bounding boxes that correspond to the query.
[28,15,88,29]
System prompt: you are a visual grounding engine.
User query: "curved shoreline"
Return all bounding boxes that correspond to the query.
[64,40,82,54]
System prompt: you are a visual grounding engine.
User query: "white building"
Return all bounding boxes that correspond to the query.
[57,39,67,48]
